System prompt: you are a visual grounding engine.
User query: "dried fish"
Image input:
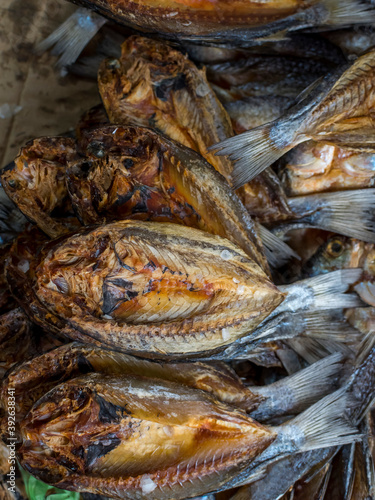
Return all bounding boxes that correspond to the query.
[29,220,283,357]
[17,372,358,499]
[281,141,375,197]
[97,35,297,265]
[66,0,375,42]
[68,124,268,271]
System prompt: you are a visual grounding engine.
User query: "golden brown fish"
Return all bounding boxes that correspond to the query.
[0,342,343,426]
[214,48,375,188]
[29,220,283,358]
[17,372,358,499]
[68,124,268,271]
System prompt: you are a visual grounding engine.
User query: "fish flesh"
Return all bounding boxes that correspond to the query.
[214,48,375,188]
[280,141,375,196]
[68,124,268,271]
[97,35,297,265]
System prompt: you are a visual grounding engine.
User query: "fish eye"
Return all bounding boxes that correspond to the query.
[326,239,344,257]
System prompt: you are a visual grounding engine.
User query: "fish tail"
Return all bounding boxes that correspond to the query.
[257,224,300,268]
[322,0,375,26]
[273,388,361,455]
[250,353,344,421]
[287,189,375,243]
[277,269,364,315]
[35,7,107,73]
[210,120,305,189]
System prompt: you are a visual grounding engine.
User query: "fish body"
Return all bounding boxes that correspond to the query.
[68,0,375,42]
[26,220,283,358]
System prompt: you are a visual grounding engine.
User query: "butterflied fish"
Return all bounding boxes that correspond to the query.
[214,48,375,188]
[280,141,375,197]
[17,373,358,499]
[68,124,268,272]
[28,220,284,357]
[5,219,362,359]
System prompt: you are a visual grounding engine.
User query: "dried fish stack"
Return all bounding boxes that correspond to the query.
[2,2,375,499]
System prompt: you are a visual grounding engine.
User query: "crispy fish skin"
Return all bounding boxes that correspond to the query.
[32,220,284,358]
[68,124,267,269]
[281,141,375,197]
[1,138,80,239]
[18,373,275,499]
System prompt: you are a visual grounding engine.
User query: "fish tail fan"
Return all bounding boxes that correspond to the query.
[277,388,361,454]
[209,120,303,189]
[35,7,107,73]
[277,269,364,315]
[257,224,300,268]
[322,0,375,26]
[251,353,344,421]
[287,189,375,243]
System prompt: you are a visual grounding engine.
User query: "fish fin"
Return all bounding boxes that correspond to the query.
[35,7,107,73]
[278,269,364,314]
[277,388,361,453]
[251,353,344,421]
[257,224,300,268]
[287,337,355,364]
[302,310,362,344]
[287,189,375,243]
[322,0,375,26]
[210,121,305,189]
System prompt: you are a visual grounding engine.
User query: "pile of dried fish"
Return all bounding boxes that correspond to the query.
[3,2,375,499]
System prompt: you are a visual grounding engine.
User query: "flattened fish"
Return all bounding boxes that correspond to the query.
[68,124,268,270]
[17,373,358,499]
[31,220,283,357]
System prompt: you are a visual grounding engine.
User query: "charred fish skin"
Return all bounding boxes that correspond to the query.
[69,124,268,270]
[31,220,283,358]
[18,373,276,499]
